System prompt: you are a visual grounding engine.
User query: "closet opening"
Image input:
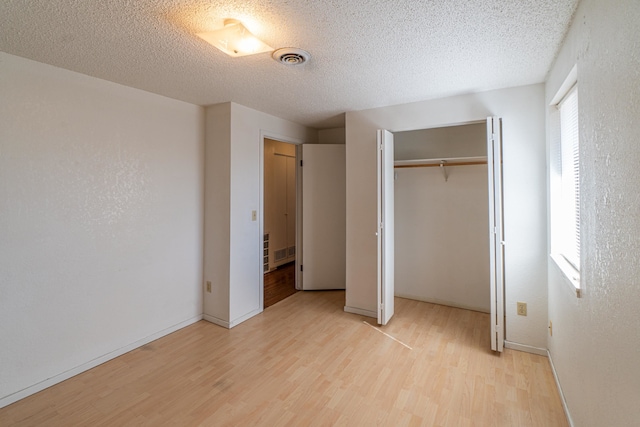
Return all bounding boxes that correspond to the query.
[393,121,491,314]
[386,119,506,345]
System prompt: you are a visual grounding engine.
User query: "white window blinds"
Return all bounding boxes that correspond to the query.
[558,85,580,270]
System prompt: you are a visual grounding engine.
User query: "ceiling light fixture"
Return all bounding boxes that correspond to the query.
[197,19,273,57]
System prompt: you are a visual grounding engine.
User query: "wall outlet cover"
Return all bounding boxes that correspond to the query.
[517,302,527,316]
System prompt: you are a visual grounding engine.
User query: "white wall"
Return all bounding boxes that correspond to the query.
[345,84,548,349]
[545,1,640,425]
[395,123,489,312]
[395,165,490,312]
[204,102,316,328]
[0,53,204,407]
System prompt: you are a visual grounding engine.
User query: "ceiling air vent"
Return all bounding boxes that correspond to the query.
[273,48,311,66]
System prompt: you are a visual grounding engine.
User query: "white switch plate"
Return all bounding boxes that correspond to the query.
[251,210,257,221]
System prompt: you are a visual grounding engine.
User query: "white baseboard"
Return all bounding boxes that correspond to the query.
[203,314,230,328]
[204,308,262,329]
[503,340,548,356]
[0,314,203,409]
[547,350,574,427]
[229,309,262,328]
[344,306,376,318]
[394,293,490,314]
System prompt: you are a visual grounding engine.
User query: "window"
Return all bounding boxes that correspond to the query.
[550,68,580,294]
[558,85,580,269]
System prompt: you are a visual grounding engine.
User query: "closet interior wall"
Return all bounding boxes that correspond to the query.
[394,123,491,312]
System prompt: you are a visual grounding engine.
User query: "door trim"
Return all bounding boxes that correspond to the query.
[259,131,305,310]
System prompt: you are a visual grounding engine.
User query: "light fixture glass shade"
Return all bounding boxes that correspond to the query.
[197,19,273,57]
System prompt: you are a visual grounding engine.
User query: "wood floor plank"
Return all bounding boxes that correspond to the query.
[0,293,568,426]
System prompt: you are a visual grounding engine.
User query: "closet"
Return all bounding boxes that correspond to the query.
[393,122,491,313]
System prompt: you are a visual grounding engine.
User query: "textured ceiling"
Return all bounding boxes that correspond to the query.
[0,0,579,129]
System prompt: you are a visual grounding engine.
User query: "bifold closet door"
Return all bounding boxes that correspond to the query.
[487,116,505,352]
[377,129,395,326]
[300,144,346,290]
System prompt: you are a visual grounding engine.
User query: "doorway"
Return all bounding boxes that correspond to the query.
[263,138,299,308]
[260,136,347,309]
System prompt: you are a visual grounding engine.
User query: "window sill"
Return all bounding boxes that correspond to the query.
[550,253,581,297]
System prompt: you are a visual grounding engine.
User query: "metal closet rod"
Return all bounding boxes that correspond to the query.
[393,157,488,182]
[394,160,487,169]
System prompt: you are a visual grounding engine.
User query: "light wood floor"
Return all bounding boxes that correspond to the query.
[0,292,567,426]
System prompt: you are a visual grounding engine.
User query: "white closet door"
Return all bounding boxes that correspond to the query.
[487,117,505,352]
[377,130,395,325]
[301,144,346,290]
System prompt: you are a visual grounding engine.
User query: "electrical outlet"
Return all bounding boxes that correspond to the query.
[206,281,212,293]
[549,320,553,336]
[517,302,527,316]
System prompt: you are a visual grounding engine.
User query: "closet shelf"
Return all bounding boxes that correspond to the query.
[394,156,487,169]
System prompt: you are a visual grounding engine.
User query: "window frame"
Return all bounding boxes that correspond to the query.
[549,66,581,297]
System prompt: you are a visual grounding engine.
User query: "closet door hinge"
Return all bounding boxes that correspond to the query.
[300,160,303,167]
[300,264,303,272]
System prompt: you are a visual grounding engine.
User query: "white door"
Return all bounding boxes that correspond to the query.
[377,130,395,325]
[301,144,346,290]
[487,117,505,352]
